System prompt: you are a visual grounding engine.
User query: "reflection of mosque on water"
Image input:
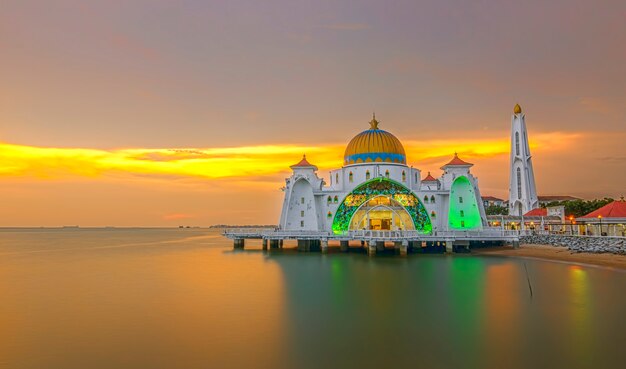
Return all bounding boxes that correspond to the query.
[350,196,415,231]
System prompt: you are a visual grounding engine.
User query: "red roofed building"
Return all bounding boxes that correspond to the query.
[577,198,626,236]
[524,208,547,217]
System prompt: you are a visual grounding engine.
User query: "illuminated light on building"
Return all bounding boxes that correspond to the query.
[279,114,488,233]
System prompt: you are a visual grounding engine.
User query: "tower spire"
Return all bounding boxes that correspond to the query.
[509,104,538,216]
[369,112,379,129]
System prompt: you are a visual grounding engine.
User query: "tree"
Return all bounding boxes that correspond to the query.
[542,198,614,217]
[485,205,508,215]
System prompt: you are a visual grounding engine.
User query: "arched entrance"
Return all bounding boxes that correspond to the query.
[331,177,431,234]
[349,195,416,231]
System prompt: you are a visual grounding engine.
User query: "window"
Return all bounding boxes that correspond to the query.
[336,173,339,183]
[300,221,304,227]
[461,221,465,228]
[349,172,353,182]
[459,197,463,203]
[333,196,338,203]
[430,195,435,203]
[415,173,418,182]
[301,197,305,204]
[327,196,332,204]
[460,210,465,217]
[424,195,429,203]
[515,132,520,156]
[516,168,522,199]
[327,211,332,218]
[385,170,389,178]
[402,171,406,182]
[431,211,436,217]
[366,171,370,180]
[300,210,304,217]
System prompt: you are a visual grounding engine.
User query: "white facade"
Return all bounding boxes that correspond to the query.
[279,119,488,234]
[508,105,539,216]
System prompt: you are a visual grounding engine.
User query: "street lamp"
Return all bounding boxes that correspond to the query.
[598,215,603,236]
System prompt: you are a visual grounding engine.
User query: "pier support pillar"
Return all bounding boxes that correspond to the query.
[445,241,453,254]
[367,242,376,257]
[400,241,408,257]
[340,240,349,252]
[279,239,284,249]
[297,239,308,252]
[512,240,520,249]
[262,239,268,250]
[321,240,328,253]
[234,239,245,249]
[270,239,280,249]
[376,241,385,252]
[394,241,401,252]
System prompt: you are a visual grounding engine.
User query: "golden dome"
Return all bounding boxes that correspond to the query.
[514,103,522,114]
[344,114,406,165]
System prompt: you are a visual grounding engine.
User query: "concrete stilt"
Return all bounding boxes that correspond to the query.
[279,239,283,249]
[340,240,349,252]
[262,239,268,250]
[393,241,401,253]
[270,239,279,249]
[367,241,376,256]
[445,241,453,254]
[321,239,328,253]
[400,240,408,256]
[512,240,520,249]
[376,241,385,252]
[297,239,308,251]
[234,239,245,249]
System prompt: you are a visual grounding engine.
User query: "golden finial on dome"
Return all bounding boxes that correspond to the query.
[513,103,522,114]
[369,112,379,130]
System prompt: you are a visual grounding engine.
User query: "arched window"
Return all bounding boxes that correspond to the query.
[349,172,353,182]
[460,210,465,217]
[430,195,435,203]
[336,173,339,183]
[515,132,520,156]
[424,195,429,203]
[327,196,332,204]
[385,170,389,178]
[431,211,436,217]
[366,171,370,180]
[327,211,332,218]
[415,173,418,182]
[402,171,406,182]
[516,168,522,199]
[334,196,338,203]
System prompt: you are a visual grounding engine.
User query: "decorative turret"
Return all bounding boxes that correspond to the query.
[290,154,318,170]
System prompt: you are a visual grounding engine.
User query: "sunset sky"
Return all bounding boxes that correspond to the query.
[1,0,624,226]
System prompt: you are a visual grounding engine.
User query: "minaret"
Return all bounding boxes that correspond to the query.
[508,104,538,216]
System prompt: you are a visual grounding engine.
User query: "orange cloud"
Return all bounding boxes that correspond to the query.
[0,131,580,183]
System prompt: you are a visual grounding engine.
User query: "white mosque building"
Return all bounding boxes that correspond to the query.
[278,114,488,235]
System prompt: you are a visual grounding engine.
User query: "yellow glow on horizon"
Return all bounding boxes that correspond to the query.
[0,131,580,182]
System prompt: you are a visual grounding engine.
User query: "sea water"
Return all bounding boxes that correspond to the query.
[1,228,625,369]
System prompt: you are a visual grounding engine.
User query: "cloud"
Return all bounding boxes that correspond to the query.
[578,97,615,115]
[319,23,369,31]
[0,131,580,185]
[162,213,194,220]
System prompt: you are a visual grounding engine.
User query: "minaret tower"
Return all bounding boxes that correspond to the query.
[508,104,538,216]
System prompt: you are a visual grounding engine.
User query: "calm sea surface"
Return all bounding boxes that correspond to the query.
[1,228,625,369]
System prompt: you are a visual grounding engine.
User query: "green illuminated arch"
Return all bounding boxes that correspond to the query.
[448,176,482,230]
[331,177,432,234]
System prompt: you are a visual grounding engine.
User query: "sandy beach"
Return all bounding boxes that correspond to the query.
[474,244,626,270]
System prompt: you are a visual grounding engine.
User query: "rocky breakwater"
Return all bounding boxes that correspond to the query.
[520,234,626,255]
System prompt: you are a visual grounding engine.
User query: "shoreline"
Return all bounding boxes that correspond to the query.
[474,244,626,270]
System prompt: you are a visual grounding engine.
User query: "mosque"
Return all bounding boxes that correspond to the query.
[278,114,487,235]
